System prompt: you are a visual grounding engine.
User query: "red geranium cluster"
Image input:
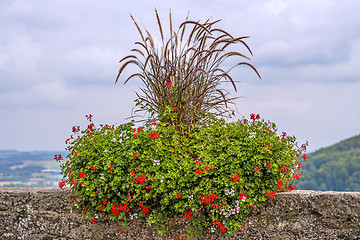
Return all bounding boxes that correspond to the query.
[140,203,149,214]
[213,219,226,233]
[134,174,147,184]
[149,131,160,139]
[265,191,276,199]
[201,193,217,204]
[183,210,192,218]
[111,203,129,215]
[229,174,240,182]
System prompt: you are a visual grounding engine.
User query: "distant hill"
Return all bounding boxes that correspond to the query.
[296,134,360,192]
[0,150,66,188]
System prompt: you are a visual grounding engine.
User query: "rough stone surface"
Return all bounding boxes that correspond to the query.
[0,188,359,239]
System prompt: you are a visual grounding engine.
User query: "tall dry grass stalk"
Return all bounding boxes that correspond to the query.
[116,10,260,132]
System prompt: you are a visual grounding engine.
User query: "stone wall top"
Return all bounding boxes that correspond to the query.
[0,188,359,239]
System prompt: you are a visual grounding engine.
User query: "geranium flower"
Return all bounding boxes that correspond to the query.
[58,180,66,190]
[79,171,86,178]
[265,191,276,199]
[133,152,137,158]
[280,166,287,172]
[183,210,191,218]
[98,206,105,211]
[204,163,213,171]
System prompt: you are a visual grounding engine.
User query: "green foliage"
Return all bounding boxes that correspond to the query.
[116,10,260,133]
[58,113,306,237]
[296,134,360,192]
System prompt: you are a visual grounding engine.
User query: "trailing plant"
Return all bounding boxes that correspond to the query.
[56,112,308,238]
[116,10,261,134]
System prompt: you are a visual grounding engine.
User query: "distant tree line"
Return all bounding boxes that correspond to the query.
[296,135,360,192]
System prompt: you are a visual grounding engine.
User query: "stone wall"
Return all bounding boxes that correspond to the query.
[0,188,359,240]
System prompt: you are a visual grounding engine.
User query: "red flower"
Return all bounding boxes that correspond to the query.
[86,114,93,121]
[92,219,96,224]
[196,158,201,164]
[151,121,157,126]
[149,131,160,139]
[201,193,217,204]
[302,154,307,161]
[173,105,177,111]
[278,181,283,190]
[239,193,247,200]
[196,169,203,175]
[280,166,287,172]
[166,81,173,86]
[293,171,303,181]
[135,174,147,184]
[213,219,226,233]
[109,166,113,172]
[145,185,152,189]
[98,205,105,211]
[254,167,259,172]
[177,193,181,199]
[103,198,107,204]
[72,126,80,133]
[297,163,301,170]
[133,134,137,138]
[118,228,125,233]
[111,203,129,215]
[204,163,213,171]
[54,154,63,161]
[58,180,66,190]
[92,166,95,171]
[268,163,272,168]
[140,203,149,214]
[265,191,276,199]
[230,174,240,182]
[79,171,86,178]
[250,113,260,123]
[87,123,94,134]
[133,152,137,158]
[183,210,192,218]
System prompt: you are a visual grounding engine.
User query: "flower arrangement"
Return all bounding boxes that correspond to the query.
[56,10,308,239]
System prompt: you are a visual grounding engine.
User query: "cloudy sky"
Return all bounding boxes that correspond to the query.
[1,0,359,153]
